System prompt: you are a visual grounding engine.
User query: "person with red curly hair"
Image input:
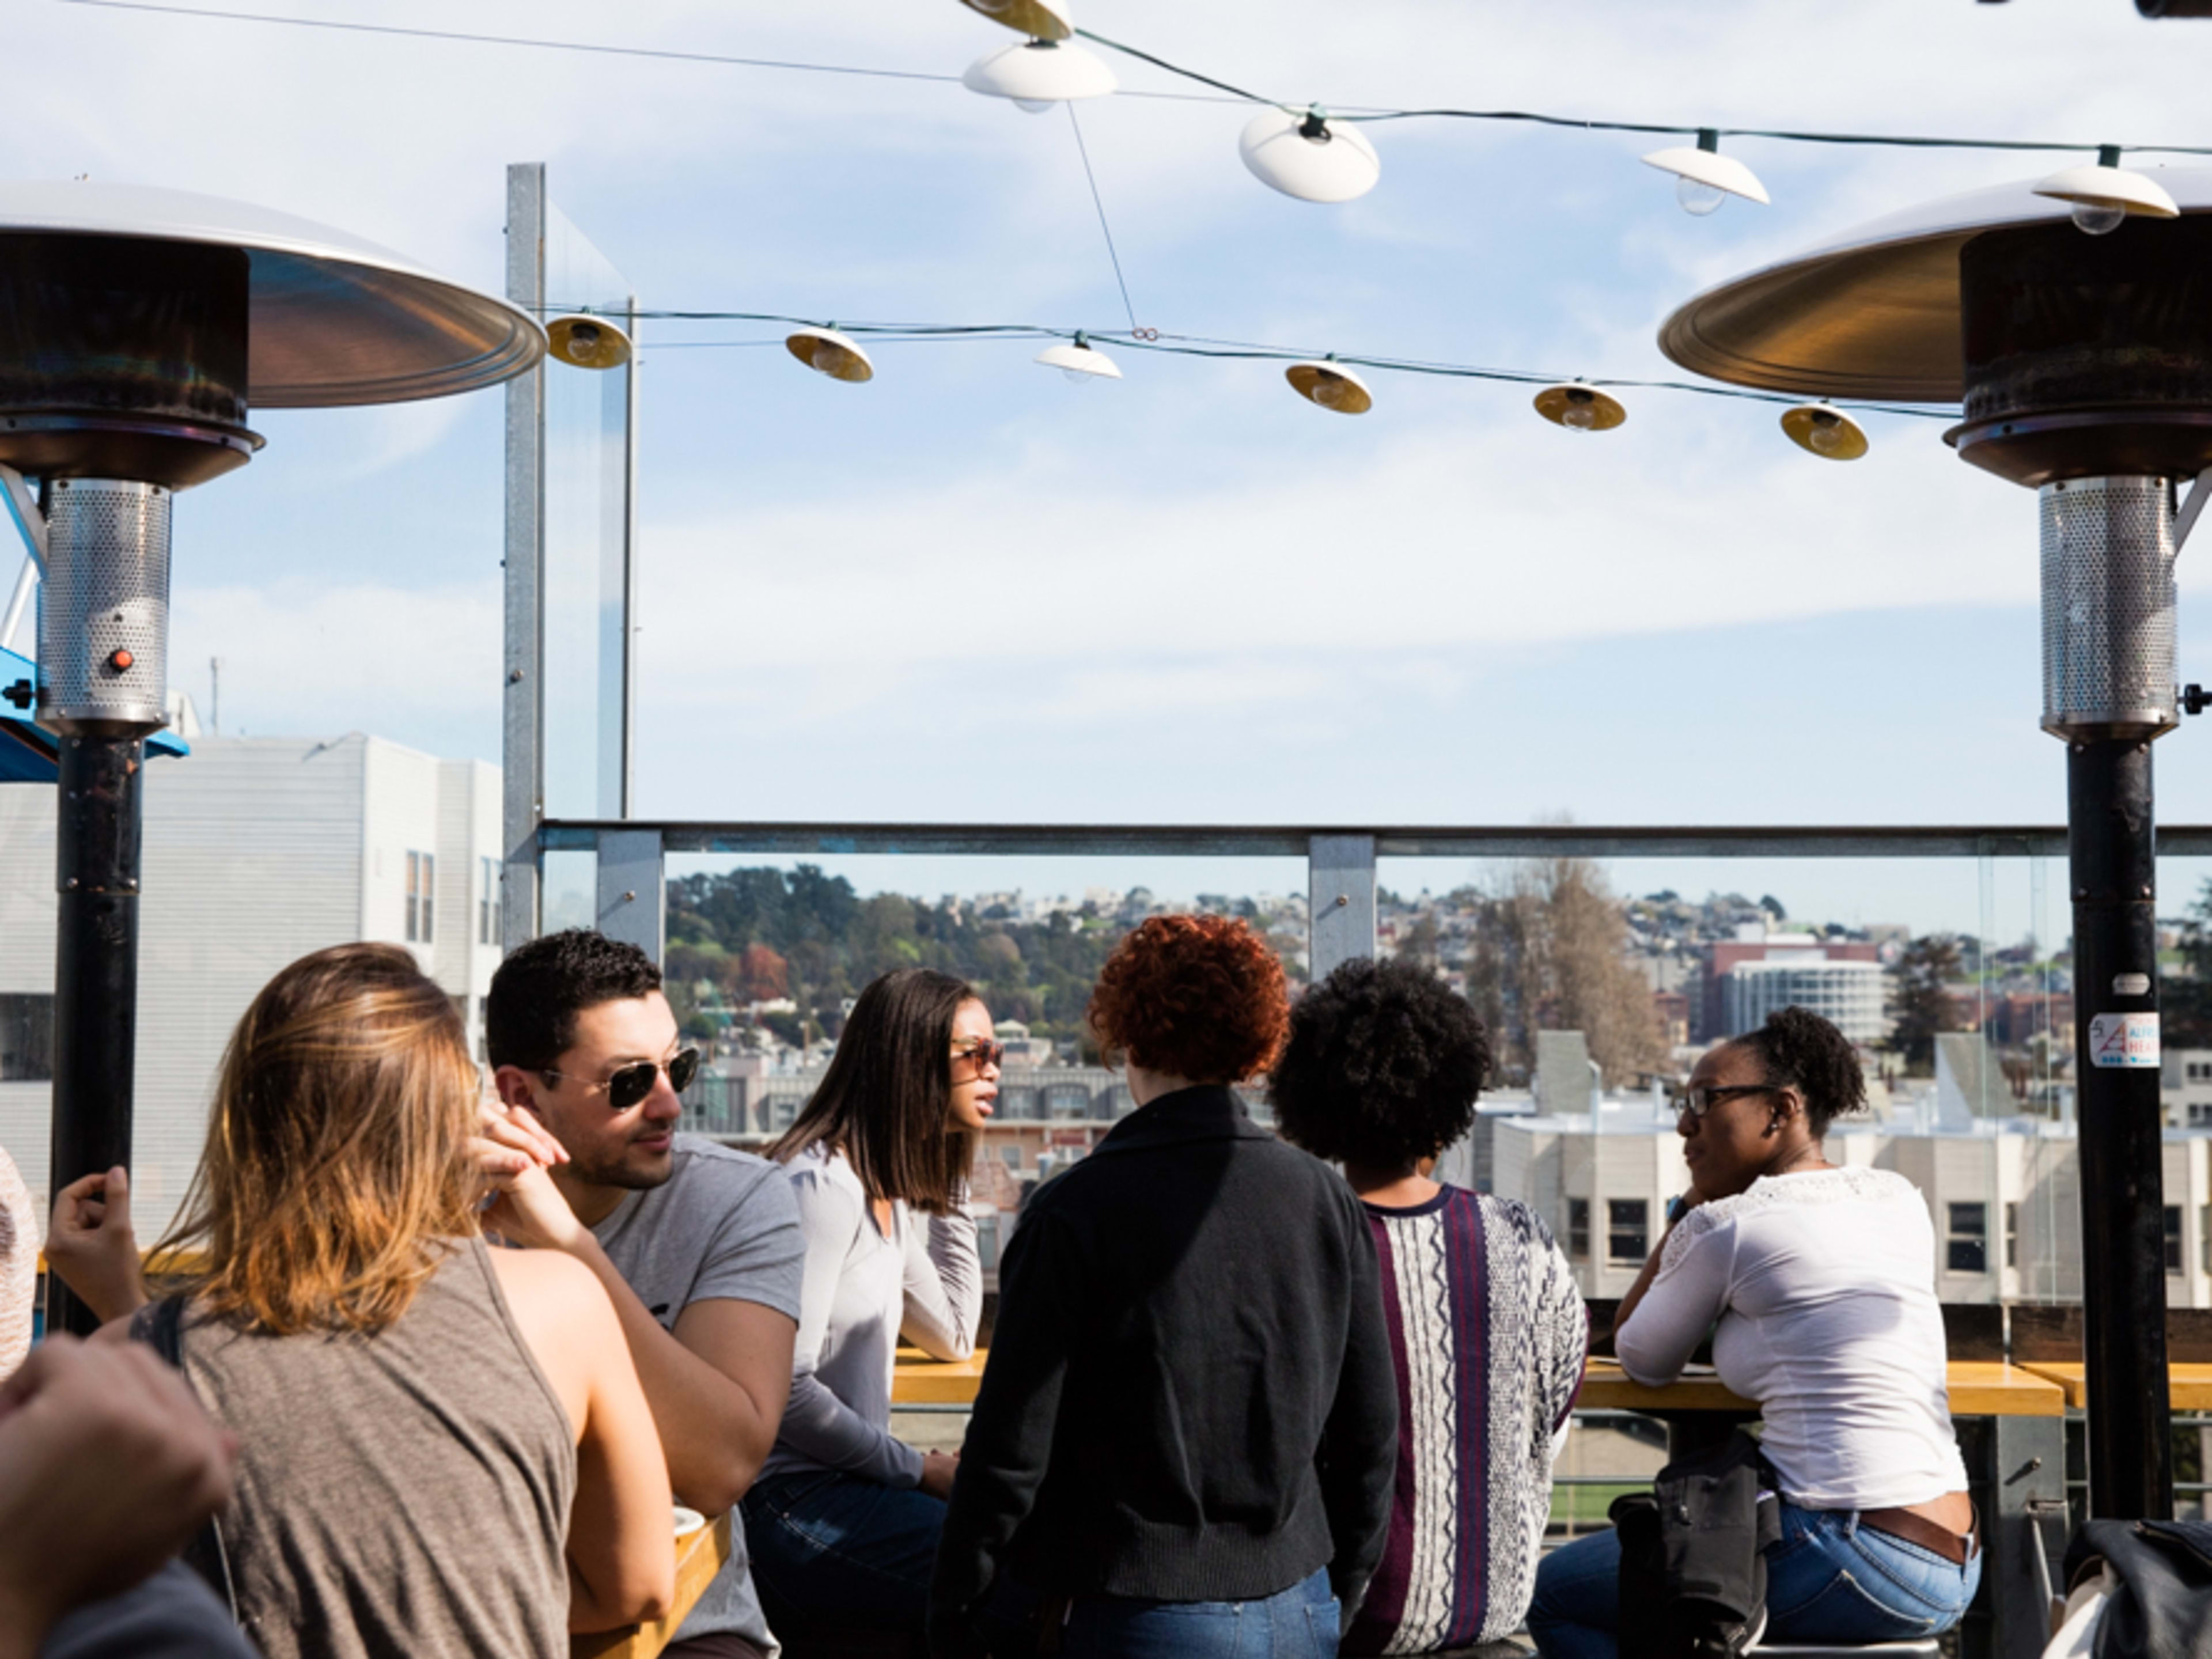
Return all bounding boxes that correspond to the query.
[929,915,1399,1659]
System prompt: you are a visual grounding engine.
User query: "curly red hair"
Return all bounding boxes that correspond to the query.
[1088,914,1290,1082]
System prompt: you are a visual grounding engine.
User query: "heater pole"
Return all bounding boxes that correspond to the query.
[2069,736,2175,1516]
[44,732,143,1336]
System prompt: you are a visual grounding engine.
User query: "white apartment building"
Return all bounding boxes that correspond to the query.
[0,734,502,1240]
[1483,1098,2212,1308]
[1719,956,1887,1045]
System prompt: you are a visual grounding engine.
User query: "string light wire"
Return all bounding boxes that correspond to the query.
[1066,103,1140,334]
[585,308,1954,419]
[52,0,2212,160]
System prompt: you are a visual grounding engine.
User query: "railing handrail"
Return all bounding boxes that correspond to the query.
[545,819,2212,859]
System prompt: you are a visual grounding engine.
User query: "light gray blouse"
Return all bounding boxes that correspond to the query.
[762,1145,980,1487]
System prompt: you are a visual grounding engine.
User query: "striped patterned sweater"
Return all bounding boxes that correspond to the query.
[1346,1185,1586,1656]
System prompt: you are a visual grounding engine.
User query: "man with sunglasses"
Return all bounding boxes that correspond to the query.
[486,930,805,1659]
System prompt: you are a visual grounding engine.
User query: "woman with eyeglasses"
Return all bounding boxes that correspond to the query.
[1527,1005,1978,1659]
[741,967,988,1641]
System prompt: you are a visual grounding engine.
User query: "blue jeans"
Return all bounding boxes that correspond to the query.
[982,1566,1340,1659]
[740,1468,946,1634]
[1527,1503,1981,1659]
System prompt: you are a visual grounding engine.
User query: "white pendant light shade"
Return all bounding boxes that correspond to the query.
[964,39,1116,109]
[956,0,1074,42]
[1533,382,1626,432]
[1285,359,1373,414]
[1642,131,1770,215]
[785,325,874,384]
[2034,149,2180,236]
[547,313,632,371]
[1035,336,1122,381]
[1240,109,1381,204]
[1781,403,1869,461]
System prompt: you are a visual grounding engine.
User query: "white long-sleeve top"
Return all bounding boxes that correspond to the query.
[1614,1165,1968,1512]
[762,1145,981,1488]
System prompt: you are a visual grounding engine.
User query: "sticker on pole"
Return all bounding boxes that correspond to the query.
[2089,1012,2160,1069]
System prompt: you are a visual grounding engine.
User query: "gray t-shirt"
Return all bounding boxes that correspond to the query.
[591,1135,805,1653]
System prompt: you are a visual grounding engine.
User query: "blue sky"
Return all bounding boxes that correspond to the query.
[14,0,2212,930]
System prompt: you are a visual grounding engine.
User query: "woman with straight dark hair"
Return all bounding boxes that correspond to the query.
[741,967,990,1638]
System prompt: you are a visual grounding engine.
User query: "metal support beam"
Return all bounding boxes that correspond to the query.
[1986,1414,2069,1659]
[1308,834,1376,982]
[501,162,545,952]
[596,828,664,965]
[44,733,143,1338]
[2070,736,2174,1517]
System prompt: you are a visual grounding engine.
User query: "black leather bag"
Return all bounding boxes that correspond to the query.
[1612,1430,1781,1659]
[2065,1518,2212,1659]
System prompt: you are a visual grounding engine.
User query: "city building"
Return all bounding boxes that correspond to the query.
[0,734,502,1239]
[1703,925,1884,1043]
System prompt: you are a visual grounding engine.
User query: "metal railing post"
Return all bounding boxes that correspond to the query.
[500,161,546,952]
[1308,834,1376,982]
[596,828,664,965]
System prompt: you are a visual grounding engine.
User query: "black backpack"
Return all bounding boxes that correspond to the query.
[1612,1430,1781,1659]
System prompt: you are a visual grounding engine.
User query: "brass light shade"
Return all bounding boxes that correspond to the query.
[1285,359,1373,414]
[1533,382,1626,432]
[1781,403,1869,461]
[547,313,632,371]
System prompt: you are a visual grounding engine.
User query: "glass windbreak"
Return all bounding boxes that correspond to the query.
[658,851,1306,1153]
[1376,848,2083,1306]
[540,201,633,821]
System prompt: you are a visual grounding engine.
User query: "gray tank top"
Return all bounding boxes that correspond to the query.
[157,1237,577,1659]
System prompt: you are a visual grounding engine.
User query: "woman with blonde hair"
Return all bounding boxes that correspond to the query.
[67,942,673,1659]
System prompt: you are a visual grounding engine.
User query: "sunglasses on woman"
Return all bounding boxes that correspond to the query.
[543,1046,702,1112]
[953,1039,1006,1073]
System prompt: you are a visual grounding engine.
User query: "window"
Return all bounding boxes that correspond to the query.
[1607,1199,1648,1264]
[1001,1143,1023,1172]
[1946,1203,1987,1273]
[479,855,498,945]
[1566,1198,1590,1261]
[405,851,435,943]
[2166,1206,2184,1275]
[2005,1202,2019,1270]
[0,995,53,1081]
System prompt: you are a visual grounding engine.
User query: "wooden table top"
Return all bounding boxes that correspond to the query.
[571,1510,730,1659]
[895,1351,2066,1417]
[2016,1360,2212,1410]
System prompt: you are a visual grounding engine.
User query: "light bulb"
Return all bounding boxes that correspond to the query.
[810,340,853,375]
[1676,175,1728,217]
[1059,366,1096,385]
[2071,200,2128,236]
[1808,414,1845,453]
[1014,97,1053,113]
[1560,390,1599,431]
[563,323,603,363]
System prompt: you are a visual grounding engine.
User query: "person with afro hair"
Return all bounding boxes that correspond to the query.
[1272,956,1586,1655]
[930,915,1399,1658]
[1530,1006,1979,1659]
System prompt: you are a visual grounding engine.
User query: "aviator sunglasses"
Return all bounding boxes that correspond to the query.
[543,1046,701,1111]
[1672,1082,1779,1120]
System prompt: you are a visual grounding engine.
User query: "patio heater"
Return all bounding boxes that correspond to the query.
[1660,168,2212,1517]
[0,182,543,1335]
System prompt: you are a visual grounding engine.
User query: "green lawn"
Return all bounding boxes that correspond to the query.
[1550,1482,1639,1525]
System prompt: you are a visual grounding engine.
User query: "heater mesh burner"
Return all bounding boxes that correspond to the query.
[2041,475,2177,740]
[37,479,172,732]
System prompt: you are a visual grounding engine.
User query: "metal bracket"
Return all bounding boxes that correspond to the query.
[0,465,46,573]
[0,465,46,656]
[2176,467,2212,556]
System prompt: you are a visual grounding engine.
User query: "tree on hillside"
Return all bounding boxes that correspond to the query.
[1890,933,1967,1073]
[2165,880,2212,1048]
[1461,857,1670,1085]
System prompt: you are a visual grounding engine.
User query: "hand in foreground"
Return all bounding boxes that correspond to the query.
[0,1336,236,1655]
[477,1105,588,1255]
[46,1166,149,1324]
[918,1449,961,1502]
